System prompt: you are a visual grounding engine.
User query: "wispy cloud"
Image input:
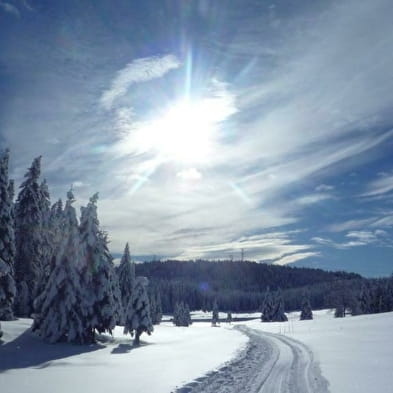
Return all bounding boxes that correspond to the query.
[295,193,334,206]
[315,184,335,192]
[370,214,393,228]
[312,230,391,249]
[272,252,321,266]
[100,54,181,110]
[170,231,315,264]
[361,172,393,197]
[327,218,378,232]
[0,1,20,17]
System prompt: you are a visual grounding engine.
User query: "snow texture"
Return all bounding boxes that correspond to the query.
[1,310,392,393]
[177,325,328,393]
[0,318,246,393]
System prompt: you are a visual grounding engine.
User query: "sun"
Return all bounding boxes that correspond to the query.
[125,92,235,165]
[119,85,237,167]
[143,99,216,164]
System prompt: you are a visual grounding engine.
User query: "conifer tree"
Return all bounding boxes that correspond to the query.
[117,242,135,317]
[300,293,313,320]
[150,287,163,325]
[0,321,2,338]
[173,301,191,326]
[272,289,288,322]
[32,179,53,307]
[334,303,345,318]
[184,303,192,326]
[79,194,120,340]
[261,287,274,322]
[0,150,16,320]
[226,312,233,323]
[47,199,64,268]
[359,283,372,314]
[124,276,153,345]
[173,301,180,325]
[173,302,183,326]
[150,290,157,324]
[212,299,219,326]
[154,289,163,325]
[173,301,182,326]
[14,156,43,316]
[100,231,123,327]
[39,180,52,277]
[32,190,86,343]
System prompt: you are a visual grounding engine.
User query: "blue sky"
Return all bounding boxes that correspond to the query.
[1,0,393,277]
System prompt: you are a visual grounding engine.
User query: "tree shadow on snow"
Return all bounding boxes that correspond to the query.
[111,341,152,354]
[0,328,104,372]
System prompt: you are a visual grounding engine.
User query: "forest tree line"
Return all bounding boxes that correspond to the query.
[138,260,393,316]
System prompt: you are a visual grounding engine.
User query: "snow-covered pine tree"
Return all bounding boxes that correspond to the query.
[261,287,274,322]
[359,283,372,314]
[32,190,86,343]
[173,301,182,326]
[211,299,219,326]
[0,150,16,320]
[39,180,52,278]
[173,301,191,326]
[154,289,163,325]
[150,286,163,325]
[300,292,313,320]
[272,289,288,322]
[124,276,153,345]
[117,242,135,318]
[150,289,157,324]
[99,230,123,327]
[50,199,64,232]
[32,179,52,308]
[48,199,64,268]
[79,194,120,339]
[14,156,43,316]
[184,303,192,326]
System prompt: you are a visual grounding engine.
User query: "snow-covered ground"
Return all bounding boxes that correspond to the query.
[244,310,393,393]
[1,311,392,393]
[0,319,247,393]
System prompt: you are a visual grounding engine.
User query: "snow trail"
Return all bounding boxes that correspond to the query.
[175,325,329,393]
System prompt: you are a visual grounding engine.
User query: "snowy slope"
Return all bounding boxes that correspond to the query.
[245,310,393,393]
[0,319,247,393]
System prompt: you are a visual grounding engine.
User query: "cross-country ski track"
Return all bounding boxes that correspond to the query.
[175,325,330,393]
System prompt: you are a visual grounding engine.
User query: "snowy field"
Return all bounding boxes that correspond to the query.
[244,310,393,393]
[1,311,392,393]
[0,319,247,393]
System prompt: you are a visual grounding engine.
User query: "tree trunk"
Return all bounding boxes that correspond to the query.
[134,328,142,346]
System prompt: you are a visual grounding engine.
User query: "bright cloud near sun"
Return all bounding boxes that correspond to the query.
[114,79,237,165]
[177,168,202,180]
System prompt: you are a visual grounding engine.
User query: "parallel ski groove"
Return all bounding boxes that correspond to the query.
[175,325,329,393]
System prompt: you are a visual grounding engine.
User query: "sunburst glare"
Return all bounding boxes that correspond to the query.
[119,83,237,165]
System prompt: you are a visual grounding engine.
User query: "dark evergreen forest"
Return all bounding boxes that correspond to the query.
[136,260,393,314]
